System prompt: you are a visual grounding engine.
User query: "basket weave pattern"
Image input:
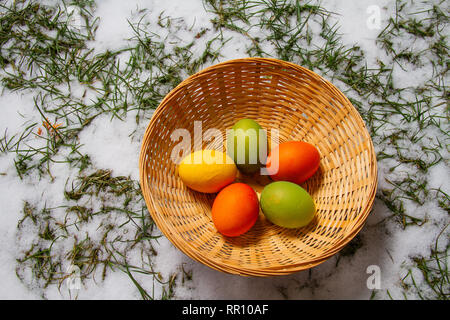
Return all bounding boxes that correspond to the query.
[139,58,377,276]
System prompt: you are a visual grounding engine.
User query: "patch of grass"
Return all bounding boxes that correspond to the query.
[400,225,449,300]
[0,0,225,181]
[15,166,166,298]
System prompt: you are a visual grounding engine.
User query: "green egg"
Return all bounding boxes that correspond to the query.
[226,119,267,174]
[260,181,315,228]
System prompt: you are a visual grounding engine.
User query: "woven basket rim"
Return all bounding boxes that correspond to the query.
[139,57,378,276]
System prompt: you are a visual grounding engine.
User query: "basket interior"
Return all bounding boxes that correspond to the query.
[140,59,376,275]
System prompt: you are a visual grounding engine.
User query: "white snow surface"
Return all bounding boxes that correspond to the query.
[0,0,448,300]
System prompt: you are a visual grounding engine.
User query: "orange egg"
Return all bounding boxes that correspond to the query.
[211,183,259,237]
[266,141,320,184]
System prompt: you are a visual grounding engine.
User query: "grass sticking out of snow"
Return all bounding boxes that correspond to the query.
[0,0,448,299]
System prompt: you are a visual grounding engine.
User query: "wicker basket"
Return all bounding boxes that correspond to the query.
[139,58,377,276]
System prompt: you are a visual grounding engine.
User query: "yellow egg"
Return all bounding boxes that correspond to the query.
[178,150,237,193]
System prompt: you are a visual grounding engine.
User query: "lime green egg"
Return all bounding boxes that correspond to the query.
[260,181,315,228]
[226,118,267,174]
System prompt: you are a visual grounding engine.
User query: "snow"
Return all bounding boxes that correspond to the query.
[0,0,448,300]
[0,159,39,299]
[78,112,143,181]
[325,1,389,64]
[429,162,450,195]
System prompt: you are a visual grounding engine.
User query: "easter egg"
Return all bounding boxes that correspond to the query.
[212,183,259,237]
[260,181,315,228]
[226,119,267,174]
[178,150,237,193]
[266,141,320,184]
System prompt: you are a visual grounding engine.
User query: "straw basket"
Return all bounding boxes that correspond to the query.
[139,58,377,276]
